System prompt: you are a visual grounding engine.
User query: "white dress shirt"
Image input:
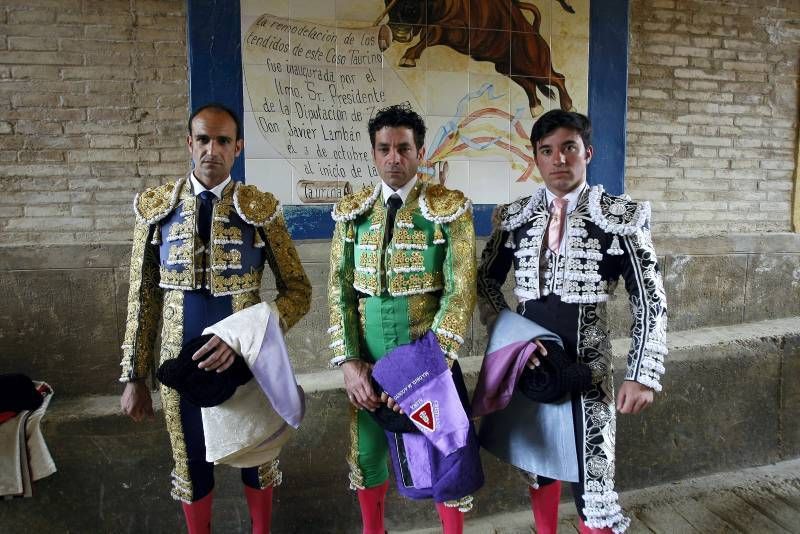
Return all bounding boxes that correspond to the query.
[190,172,231,199]
[381,176,418,206]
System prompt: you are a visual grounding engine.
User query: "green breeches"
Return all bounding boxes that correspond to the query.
[349,294,412,489]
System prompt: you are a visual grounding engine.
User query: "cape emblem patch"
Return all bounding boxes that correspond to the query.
[410,401,436,432]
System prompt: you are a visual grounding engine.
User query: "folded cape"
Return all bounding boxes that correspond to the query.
[474,310,580,482]
[0,381,56,497]
[200,303,305,467]
[372,331,483,503]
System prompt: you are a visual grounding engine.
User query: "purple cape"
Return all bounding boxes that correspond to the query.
[372,331,484,502]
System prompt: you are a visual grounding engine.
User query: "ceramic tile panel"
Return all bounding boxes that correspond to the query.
[470,160,512,204]
[245,157,297,203]
[240,0,590,206]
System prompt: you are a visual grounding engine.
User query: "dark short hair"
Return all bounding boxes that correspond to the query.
[530,110,591,154]
[188,103,243,140]
[368,103,426,150]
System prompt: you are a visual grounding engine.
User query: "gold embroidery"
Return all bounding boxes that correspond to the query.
[158,290,192,502]
[359,250,379,270]
[334,185,379,220]
[369,206,385,228]
[431,210,476,357]
[209,270,262,295]
[328,221,359,362]
[388,272,443,295]
[262,213,311,329]
[210,247,242,271]
[257,459,283,488]
[120,221,163,381]
[354,270,379,295]
[347,405,365,489]
[235,184,278,225]
[423,184,468,219]
[392,227,427,248]
[396,211,413,227]
[407,293,440,340]
[232,290,260,313]
[390,250,425,271]
[167,241,194,265]
[160,267,196,290]
[212,221,242,244]
[358,230,382,248]
[167,218,193,242]
[135,180,179,223]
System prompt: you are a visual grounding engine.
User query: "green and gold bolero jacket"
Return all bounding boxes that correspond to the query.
[327,180,476,365]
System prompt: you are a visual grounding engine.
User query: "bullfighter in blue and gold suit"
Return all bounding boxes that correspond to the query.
[118,104,311,534]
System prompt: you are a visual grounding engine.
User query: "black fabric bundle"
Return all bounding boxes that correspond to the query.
[367,378,419,434]
[517,339,593,403]
[156,334,253,407]
[0,374,43,412]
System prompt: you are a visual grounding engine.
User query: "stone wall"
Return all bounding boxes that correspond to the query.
[0,0,798,245]
[2,235,798,396]
[626,0,800,234]
[0,0,188,245]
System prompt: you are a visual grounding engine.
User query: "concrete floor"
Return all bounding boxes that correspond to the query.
[397,458,800,534]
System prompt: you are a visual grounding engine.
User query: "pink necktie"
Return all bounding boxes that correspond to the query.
[547,197,568,253]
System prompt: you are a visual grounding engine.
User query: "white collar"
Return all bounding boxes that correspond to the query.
[190,172,231,199]
[545,182,587,213]
[381,176,418,205]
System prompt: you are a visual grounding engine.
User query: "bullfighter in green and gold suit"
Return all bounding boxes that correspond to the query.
[327,105,476,534]
[118,104,311,534]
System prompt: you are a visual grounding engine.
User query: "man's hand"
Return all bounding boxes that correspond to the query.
[616,380,654,414]
[121,380,155,422]
[526,339,548,369]
[193,335,236,373]
[380,392,404,414]
[342,360,381,411]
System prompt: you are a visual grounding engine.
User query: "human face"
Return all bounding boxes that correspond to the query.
[533,127,593,197]
[187,109,243,189]
[372,126,425,190]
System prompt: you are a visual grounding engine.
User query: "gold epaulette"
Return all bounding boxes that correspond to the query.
[234,183,280,226]
[134,178,184,224]
[420,183,472,224]
[331,183,381,222]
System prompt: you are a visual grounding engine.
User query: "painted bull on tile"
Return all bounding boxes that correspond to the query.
[381,0,576,117]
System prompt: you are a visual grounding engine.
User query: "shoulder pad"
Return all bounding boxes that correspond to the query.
[331,183,381,222]
[419,183,471,224]
[498,187,546,231]
[234,184,280,226]
[588,185,650,236]
[134,178,184,224]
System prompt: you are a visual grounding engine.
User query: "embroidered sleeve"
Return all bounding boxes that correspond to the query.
[619,224,667,392]
[119,220,163,382]
[476,225,515,326]
[431,208,476,359]
[261,212,311,331]
[327,220,361,366]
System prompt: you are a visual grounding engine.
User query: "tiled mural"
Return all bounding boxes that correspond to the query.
[241,0,589,205]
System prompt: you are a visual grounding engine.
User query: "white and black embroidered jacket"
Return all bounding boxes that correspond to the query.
[477,185,667,391]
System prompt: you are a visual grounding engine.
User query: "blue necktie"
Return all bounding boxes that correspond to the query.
[197,191,215,245]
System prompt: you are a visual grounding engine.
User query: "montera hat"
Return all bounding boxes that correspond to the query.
[156,334,253,407]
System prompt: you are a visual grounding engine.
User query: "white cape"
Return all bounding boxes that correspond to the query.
[201,303,304,468]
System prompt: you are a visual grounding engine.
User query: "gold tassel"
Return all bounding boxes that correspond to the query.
[346,221,355,242]
[253,229,265,248]
[433,223,444,244]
